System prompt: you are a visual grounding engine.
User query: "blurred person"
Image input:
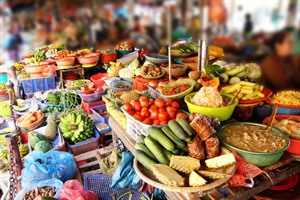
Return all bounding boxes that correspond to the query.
[131,26,160,52]
[64,18,80,51]
[115,15,129,39]
[3,27,22,62]
[172,18,191,41]
[260,30,300,90]
[133,16,143,33]
[243,14,253,37]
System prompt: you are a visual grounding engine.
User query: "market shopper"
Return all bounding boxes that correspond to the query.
[260,30,300,91]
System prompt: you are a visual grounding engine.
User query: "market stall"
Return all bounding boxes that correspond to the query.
[0,39,300,200]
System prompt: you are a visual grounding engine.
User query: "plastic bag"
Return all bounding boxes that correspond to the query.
[59,180,98,200]
[15,178,63,200]
[42,64,57,77]
[21,151,76,188]
[110,151,141,189]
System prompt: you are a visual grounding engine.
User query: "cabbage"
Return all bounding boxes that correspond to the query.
[245,63,261,80]
[119,68,135,78]
[128,58,140,71]
[135,68,141,76]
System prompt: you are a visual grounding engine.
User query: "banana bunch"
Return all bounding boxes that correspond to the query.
[59,113,94,144]
[108,61,123,77]
[171,48,192,55]
[209,46,224,58]
[14,62,24,71]
[19,144,29,157]
[0,134,20,146]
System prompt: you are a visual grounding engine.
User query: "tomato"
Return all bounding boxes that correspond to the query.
[139,96,148,101]
[141,108,150,117]
[128,110,135,115]
[158,111,168,122]
[171,101,180,109]
[149,105,158,113]
[150,110,159,120]
[155,98,165,108]
[140,98,149,108]
[149,99,155,106]
[165,99,173,106]
[159,107,166,113]
[133,113,144,122]
[176,112,188,120]
[143,118,152,125]
[134,101,142,111]
[123,103,133,112]
[168,111,176,120]
[130,99,139,107]
[166,106,177,113]
[159,120,168,125]
[153,119,160,125]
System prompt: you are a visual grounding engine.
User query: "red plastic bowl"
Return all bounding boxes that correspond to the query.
[100,53,117,63]
[263,115,300,156]
[269,175,298,191]
[90,73,108,87]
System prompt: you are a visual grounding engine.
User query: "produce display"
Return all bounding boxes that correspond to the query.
[170,40,198,57]
[161,79,194,97]
[115,41,134,51]
[22,186,56,200]
[59,112,94,143]
[0,144,29,172]
[140,61,165,79]
[269,90,300,106]
[16,110,44,129]
[45,90,81,111]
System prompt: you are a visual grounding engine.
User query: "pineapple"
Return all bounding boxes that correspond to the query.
[205,153,236,169]
[189,171,207,187]
[170,155,200,174]
[44,112,58,140]
[107,90,123,110]
[197,170,230,179]
[152,164,185,187]
[119,90,141,103]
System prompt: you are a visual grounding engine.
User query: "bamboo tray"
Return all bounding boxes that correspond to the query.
[134,148,236,193]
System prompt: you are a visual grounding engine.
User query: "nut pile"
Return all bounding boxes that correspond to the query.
[22,187,55,200]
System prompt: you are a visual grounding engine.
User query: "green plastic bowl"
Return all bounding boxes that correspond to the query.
[0,100,12,117]
[184,92,238,121]
[218,122,290,167]
[161,79,195,99]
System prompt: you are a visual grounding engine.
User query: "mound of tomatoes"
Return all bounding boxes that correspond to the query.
[123,96,188,125]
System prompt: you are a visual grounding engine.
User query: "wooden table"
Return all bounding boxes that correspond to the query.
[108,117,300,200]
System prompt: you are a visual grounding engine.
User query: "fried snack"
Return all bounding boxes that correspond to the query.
[270,90,300,106]
[190,115,215,141]
[188,137,205,161]
[205,135,220,159]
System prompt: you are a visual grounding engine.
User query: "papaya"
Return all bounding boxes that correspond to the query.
[28,131,48,149]
[34,141,52,153]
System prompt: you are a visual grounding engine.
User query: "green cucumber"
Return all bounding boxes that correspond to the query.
[224,65,246,76]
[144,136,170,165]
[161,127,187,149]
[176,117,195,136]
[182,146,188,153]
[184,137,192,142]
[168,120,188,140]
[148,127,175,151]
[137,135,146,144]
[219,73,229,84]
[170,148,180,155]
[135,142,157,161]
[164,148,173,160]
[136,150,157,172]
[229,76,241,84]
[204,64,225,74]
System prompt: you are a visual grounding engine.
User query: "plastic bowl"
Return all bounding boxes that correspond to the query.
[161,78,195,99]
[78,89,105,103]
[144,53,168,64]
[185,92,238,121]
[219,122,290,167]
[265,98,300,115]
[262,114,300,156]
[116,49,134,55]
[16,112,45,130]
[100,53,117,63]
[269,174,298,191]
[90,73,108,87]
[24,62,48,73]
[161,64,187,77]
[118,51,139,65]
[110,80,132,92]
[55,57,75,66]
[77,53,100,64]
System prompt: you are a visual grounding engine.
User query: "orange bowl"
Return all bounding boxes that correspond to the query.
[77,53,100,64]
[24,62,48,73]
[16,113,45,130]
[55,57,75,66]
[263,114,300,156]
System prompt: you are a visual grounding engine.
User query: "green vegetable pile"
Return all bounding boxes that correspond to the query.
[44,91,81,113]
[70,80,87,87]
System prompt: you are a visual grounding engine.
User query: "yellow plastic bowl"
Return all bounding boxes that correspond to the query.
[184,92,238,121]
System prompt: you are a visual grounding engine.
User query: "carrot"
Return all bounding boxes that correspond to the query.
[36,110,43,115]
[30,116,37,123]
[36,114,43,121]
[20,120,31,126]
[22,113,34,122]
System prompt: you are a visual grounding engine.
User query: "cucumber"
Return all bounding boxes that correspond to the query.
[219,73,229,84]
[224,65,246,76]
[168,120,188,140]
[170,148,180,155]
[137,135,146,144]
[136,150,157,172]
[135,142,157,161]
[144,136,170,165]
[165,150,172,160]
[229,76,241,84]
[161,127,187,149]
[148,127,175,151]
[184,136,192,142]
[182,146,188,153]
[176,117,195,136]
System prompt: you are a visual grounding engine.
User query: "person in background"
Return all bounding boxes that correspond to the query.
[290,22,300,55]
[243,13,253,37]
[3,27,22,62]
[260,30,300,91]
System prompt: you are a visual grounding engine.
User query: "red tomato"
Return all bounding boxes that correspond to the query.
[168,111,176,120]
[158,111,168,122]
[155,98,165,108]
[143,118,152,125]
[166,106,177,113]
[123,103,133,112]
[171,101,180,109]
[150,110,159,120]
[148,81,158,88]
[149,99,155,106]
[159,120,168,125]
[159,107,166,113]
[134,101,142,111]
[176,112,188,120]
[130,99,139,107]
[133,113,144,122]
[153,119,160,125]
[141,108,150,117]
[165,99,173,106]
[128,110,135,115]
[149,105,158,113]
[140,98,149,108]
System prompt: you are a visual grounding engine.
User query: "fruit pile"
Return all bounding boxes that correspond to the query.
[59,113,94,144]
[123,96,188,125]
[17,110,44,127]
[28,131,52,153]
[0,144,29,172]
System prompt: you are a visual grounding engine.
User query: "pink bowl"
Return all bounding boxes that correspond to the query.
[77,53,100,64]
[55,57,75,66]
[24,62,48,73]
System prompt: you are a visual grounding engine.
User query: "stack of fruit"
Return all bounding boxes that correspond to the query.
[28,131,52,153]
[0,144,29,172]
[123,96,188,125]
[59,113,94,144]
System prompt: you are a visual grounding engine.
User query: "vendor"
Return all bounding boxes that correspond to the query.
[260,30,300,91]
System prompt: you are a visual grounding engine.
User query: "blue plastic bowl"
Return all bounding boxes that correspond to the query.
[270,105,300,115]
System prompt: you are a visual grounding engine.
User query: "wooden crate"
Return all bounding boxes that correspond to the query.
[74,146,113,176]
